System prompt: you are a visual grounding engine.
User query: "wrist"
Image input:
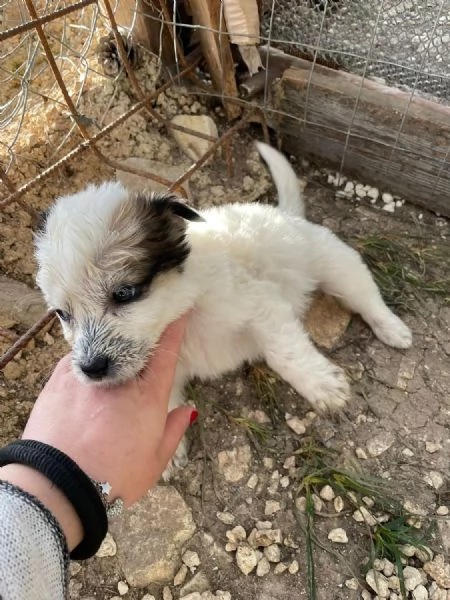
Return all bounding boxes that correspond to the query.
[0,463,83,551]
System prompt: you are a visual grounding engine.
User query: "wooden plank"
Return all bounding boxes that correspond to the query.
[262,52,450,217]
[188,0,241,120]
[111,0,176,67]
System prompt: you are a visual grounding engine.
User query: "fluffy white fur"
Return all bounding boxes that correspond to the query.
[35,143,412,476]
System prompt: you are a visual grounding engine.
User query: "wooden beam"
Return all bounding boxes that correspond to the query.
[111,0,176,68]
[188,0,241,120]
[261,50,450,217]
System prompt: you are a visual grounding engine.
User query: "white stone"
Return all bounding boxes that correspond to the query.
[283,535,299,549]
[265,500,281,516]
[367,187,380,200]
[437,505,449,516]
[288,560,299,574]
[226,526,247,544]
[424,471,444,490]
[403,566,423,591]
[382,203,395,212]
[355,186,366,198]
[312,494,323,513]
[402,448,415,457]
[280,476,290,488]
[425,441,442,454]
[327,528,348,543]
[246,474,258,489]
[295,496,307,513]
[162,587,172,600]
[359,505,378,527]
[415,546,433,562]
[334,496,344,513]
[366,432,395,457]
[344,181,355,193]
[170,115,218,163]
[256,557,271,576]
[117,581,129,595]
[353,509,365,522]
[283,456,296,470]
[344,577,359,590]
[174,564,188,586]
[264,544,281,563]
[255,521,272,530]
[286,416,306,435]
[96,532,117,557]
[319,485,335,501]
[274,562,288,574]
[366,569,390,597]
[383,559,395,577]
[216,512,235,525]
[361,591,372,600]
[182,551,200,569]
[263,457,274,469]
[356,447,368,459]
[217,445,251,483]
[248,528,282,547]
[382,192,394,204]
[362,496,375,508]
[412,584,428,600]
[235,544,258,575]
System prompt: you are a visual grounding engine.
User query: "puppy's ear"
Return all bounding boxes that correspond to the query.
[150,194,205,222]
[34,207,51,234]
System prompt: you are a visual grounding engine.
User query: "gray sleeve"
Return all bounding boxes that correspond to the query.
[0,481,69,600]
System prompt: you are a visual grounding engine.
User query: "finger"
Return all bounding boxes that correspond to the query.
[142,312,189,398]
[157,406,196,467]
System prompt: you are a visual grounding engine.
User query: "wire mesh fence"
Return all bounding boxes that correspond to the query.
[0,0,449,366]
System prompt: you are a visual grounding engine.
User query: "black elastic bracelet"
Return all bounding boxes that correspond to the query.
[0,440,108,560]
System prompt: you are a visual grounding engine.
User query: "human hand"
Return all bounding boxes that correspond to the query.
[21,313,195,507]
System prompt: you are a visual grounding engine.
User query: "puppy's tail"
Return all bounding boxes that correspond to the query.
[256,142,305,218]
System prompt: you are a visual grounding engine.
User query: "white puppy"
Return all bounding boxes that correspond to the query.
[35,143,412,474]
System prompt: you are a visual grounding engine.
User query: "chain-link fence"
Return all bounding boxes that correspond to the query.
[0,0,449,366]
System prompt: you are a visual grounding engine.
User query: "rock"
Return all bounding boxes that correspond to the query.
[216,511,235,525]
[170,115,218,163]
[162,587,172,600]
[328,528,348,543]
[247,409,271,424]
[295,496,307,513]
[117,581,129,595]
[358,506,378,527]
[141,596,156,600]
[236,544,258,575]
[383,559,395,577]
[334,496,344,513]
[425,441,442,453]
[344,578,359,590]
[115,158,190,197]
[174,564,188,586]
[366,432,395,457]
[361,591,372,600]
[412,584,428,600]
[424,471,444,490]
[263,457,274,469]
[217,445,251,482]
[283,456,296,470]
[288,560,299,575]
[362,496,375,508]
[179,571,210,597]
[312,494,323,513]
[226,526,247,545]
[438,518,450,553]
[283,535,299,549]
[0,276,48,329]
[109,486,196,587]
[424,555,450,589]
[355,447,368,460]
[246,474,258,489]
[256,557,271,576]
[182,551,200,570]
[415,546,433,562]
[274,562,288,575]
[69,562,82,576]
[403,566,423,591]
[256,521,272,530]
[264,544,281,563]
[285,416,306,435]
[280,476,290,488]
[437,506,449,516]
[319,485,335,501]
[366,569,390,597]
[264,500,281,516]
[248,528,282,548]
[304,292,351,350]
[96,532,117,557]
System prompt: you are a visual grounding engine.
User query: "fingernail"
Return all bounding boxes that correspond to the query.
[189,409,199,425]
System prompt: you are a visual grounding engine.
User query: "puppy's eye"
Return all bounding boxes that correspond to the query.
[112,285,142,304]
[55,309,71,322]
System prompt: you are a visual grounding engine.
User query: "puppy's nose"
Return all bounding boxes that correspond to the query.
[80,355,109,380]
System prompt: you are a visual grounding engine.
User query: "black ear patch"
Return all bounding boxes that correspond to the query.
[150,195,205,222]
[35,208,51,234]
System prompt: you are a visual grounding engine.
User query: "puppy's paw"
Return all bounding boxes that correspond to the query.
[371,313,412,349]
[161,437,189,481]
[305,365,350,414]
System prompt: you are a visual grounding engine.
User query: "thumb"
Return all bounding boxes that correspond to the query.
[158,406,197,467]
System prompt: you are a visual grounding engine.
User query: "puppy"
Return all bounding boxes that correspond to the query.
[35,143,412,476]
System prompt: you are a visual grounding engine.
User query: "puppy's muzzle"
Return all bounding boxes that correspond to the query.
[79,355,110,380]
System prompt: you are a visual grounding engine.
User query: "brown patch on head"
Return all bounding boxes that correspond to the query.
[100,192,203,285]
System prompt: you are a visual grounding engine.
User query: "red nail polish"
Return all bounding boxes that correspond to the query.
[190,409,199,424]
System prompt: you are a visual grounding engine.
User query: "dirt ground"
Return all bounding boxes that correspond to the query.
[0,53,449,600]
